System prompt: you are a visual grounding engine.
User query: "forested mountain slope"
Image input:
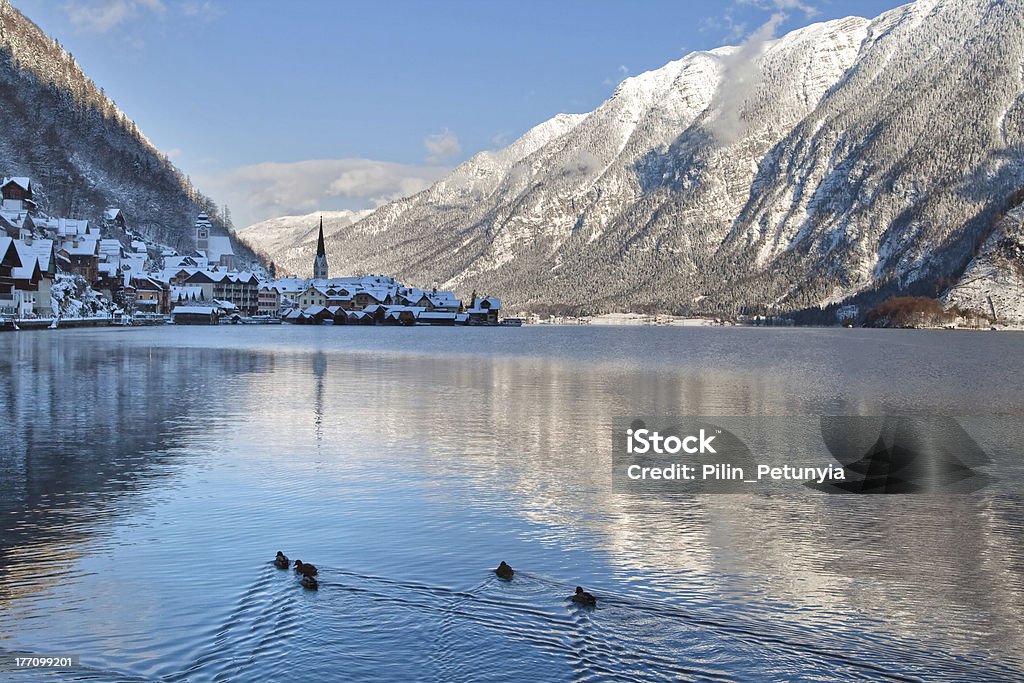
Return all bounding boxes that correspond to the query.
[0,0,243,255]
[254,0,1024,315]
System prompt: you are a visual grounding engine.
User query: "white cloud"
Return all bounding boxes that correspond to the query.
[423,129,461,164]
[737,0,818,18]
[706,13,785,146]
[491,131,511,148]
[180,0,222,21]
[63,0,165,33]
[196,158,449,228]
[603,64,631,87]
[700,12,748,43]
[703,0,817,44]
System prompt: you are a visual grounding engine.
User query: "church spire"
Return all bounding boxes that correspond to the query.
[313,215,329,279]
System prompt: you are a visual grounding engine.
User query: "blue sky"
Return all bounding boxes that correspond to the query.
[12,0,907,227]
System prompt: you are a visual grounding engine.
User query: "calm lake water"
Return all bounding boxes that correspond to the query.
[0,325,1022,681]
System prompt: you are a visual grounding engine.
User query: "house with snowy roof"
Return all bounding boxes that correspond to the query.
[129,276,168,313]
[58,237,100,282]
[0,208,34,239]
[37,217,94,239]
[8,239,41,317]
[467,296,501,325]
[1,177,35,213]
[0,236,22,315]
[296,285,329,309]
[103,208,127,231]
[257,285,282,316]
[22,239,56,316]
[180,269,258,314]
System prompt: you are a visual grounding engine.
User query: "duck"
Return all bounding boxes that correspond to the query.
[301,574,319,590]
[495,561,514,580]
[570,586,597,608]
[294,560,318,577]
[274,551,290,569]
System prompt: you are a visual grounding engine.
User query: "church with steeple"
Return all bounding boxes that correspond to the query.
[313,216,329,279]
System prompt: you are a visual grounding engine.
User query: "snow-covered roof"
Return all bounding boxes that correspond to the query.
[303,304,327,315]
[119,255,146,274]
[173,305,218,315]
[428,291,461,308]
[11,240,39,280]
[1,177,30,191]
[131,276,163,291]
[0,237,17,266]
[418,311,459,320]
[359,288,392,302]
[98,239,122,258]
[469,296,501,312]
[384,306,427,319]
[23,239,54,271]
[0,209,31,229]
[273,277,307,293]
[104,208,123,221]
[62,238,99,256]
[171,285,203,301]
[39,217,92,236]
[206,235,234,261]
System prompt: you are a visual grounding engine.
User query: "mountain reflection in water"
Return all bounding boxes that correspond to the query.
[0,326,1021,681]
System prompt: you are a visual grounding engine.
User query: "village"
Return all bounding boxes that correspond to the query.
[0,176,510,329]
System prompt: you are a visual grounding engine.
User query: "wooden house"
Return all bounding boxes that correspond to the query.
[172,305,220,325]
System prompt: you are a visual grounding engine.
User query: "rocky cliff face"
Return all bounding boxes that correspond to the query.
[946,200,1024,324]
[0,0,241,254]
[256,0,1024,315]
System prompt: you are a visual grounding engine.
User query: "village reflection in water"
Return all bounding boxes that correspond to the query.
[0,326,1022,680]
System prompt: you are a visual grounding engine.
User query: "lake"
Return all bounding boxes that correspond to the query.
[1,326,1022,681]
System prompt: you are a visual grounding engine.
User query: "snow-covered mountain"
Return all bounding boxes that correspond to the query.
[945,196,1024,324]
[238,209,373,271]
[254,0,1024,315]
[0,1,243,255]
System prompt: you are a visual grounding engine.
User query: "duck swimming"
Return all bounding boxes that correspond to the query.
[571,586,597,608]
[495,561,514,580]
[274,551,290,569]
[294,560,318,577]
[301,574,318,590]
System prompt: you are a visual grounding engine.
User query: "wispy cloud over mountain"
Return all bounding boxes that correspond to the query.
[198,158,448,228]
[423,129,461,164]
[63,0,165,33]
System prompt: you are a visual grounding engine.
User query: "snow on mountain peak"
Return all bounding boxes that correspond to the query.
[253,0,1024,317]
